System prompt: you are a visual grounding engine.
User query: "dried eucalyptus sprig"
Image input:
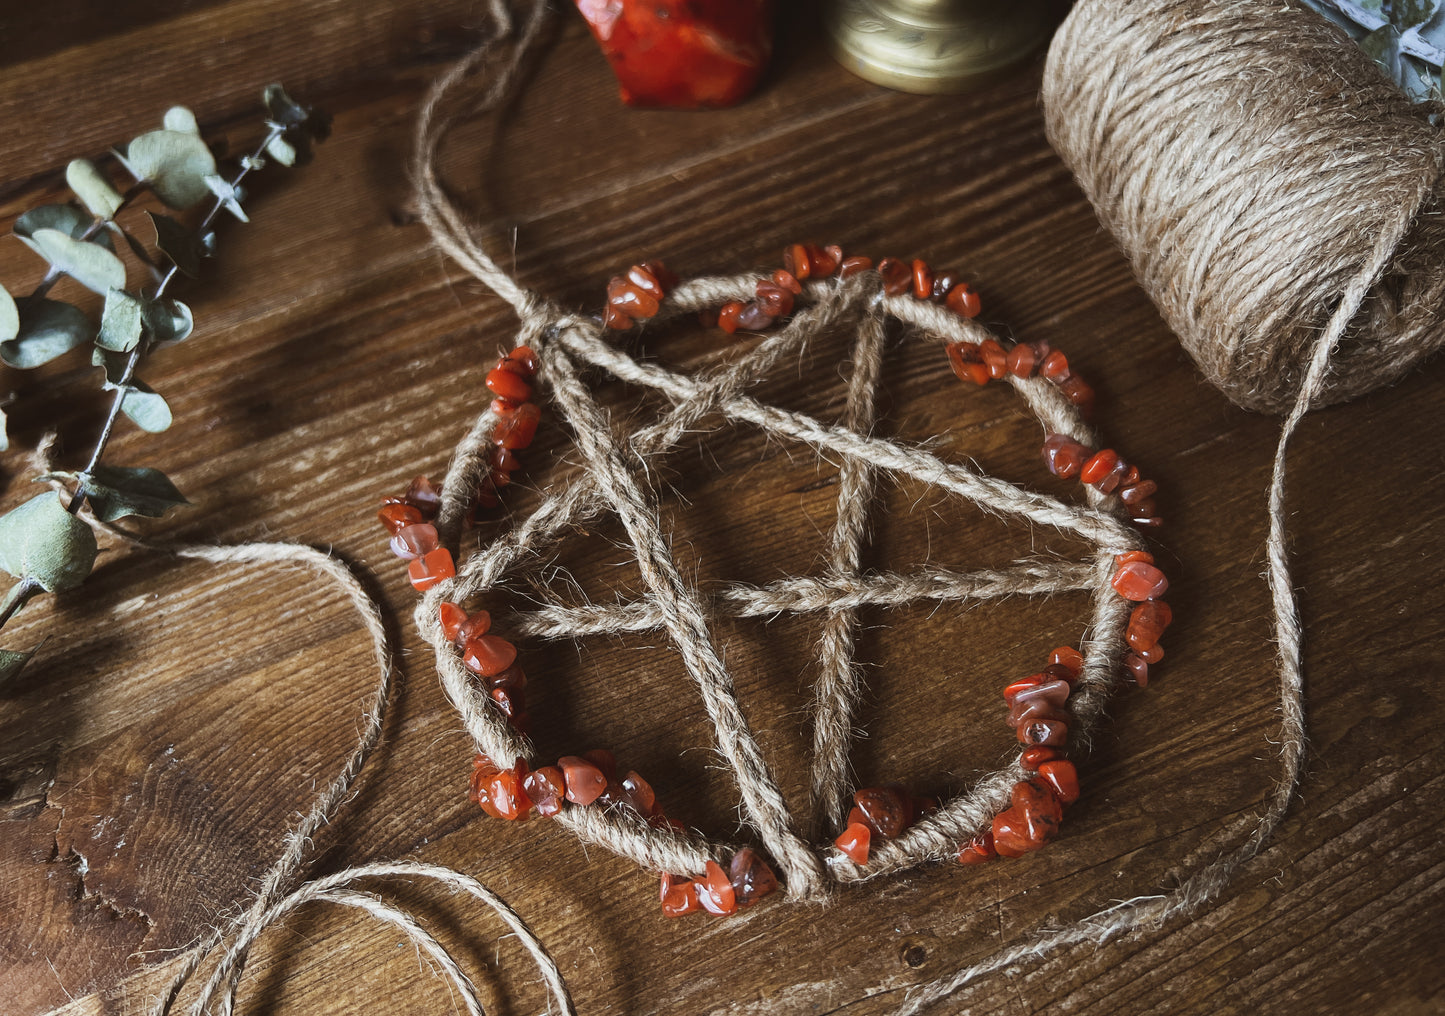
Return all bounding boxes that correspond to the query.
[0,85,329,679]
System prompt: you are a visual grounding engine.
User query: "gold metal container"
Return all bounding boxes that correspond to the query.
[825,0,1055,94]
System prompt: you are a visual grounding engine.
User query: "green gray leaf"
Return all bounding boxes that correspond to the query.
[21,228,126,294]
[147,212,200,278]
[3,298,92,368]
[162,106,200,135]
[81,464,189,522]
[96,289,143,352]
[92,345,129,385]
[262,84,310,126]
[143,297,193,346]
[1389,0,1438,30]
[66,159,123,220]
[0,283,17,344]
[0,643,39,684]
[203,175,248,222]
[117,381,171,433]
[264,134,296,167]
[122,124,217,210]
[0,492,98,592]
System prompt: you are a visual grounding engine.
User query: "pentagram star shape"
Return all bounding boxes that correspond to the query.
[421,274,1144,901]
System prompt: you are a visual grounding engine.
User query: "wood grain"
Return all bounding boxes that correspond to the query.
[1,3,1443,1015]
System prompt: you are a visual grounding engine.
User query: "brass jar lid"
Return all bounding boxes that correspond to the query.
[825,0,1054,94]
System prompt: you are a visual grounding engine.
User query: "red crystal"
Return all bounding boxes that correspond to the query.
[522,766,566,817]
[661,873,700,916]
[494,401,541,450]
[853,785,911,839]
[438,602,468,643]
[834,822,871,865]
[378,503,423,535]
[728,847,778,905]
[408,547,455,591]
[462,634,517,677]
[697,859,738,915]
[559,756,608,805]
[574,0,774,109]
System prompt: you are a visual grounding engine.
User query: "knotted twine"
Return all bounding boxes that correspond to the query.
[126,0,1405,1011]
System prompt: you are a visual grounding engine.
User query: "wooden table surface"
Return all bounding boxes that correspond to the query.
[2,3,1443,1014]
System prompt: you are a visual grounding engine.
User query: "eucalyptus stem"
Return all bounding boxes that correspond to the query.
[0,577,43,628]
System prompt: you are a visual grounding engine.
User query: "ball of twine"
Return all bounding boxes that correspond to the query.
[1042,0,1445,414]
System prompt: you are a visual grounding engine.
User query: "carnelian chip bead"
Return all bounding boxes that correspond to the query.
[1037,760,1080,804]
[522,766,566,817]
[736,302,774,331]
[839,256,872,278]
[1049,646,1084,677]
[1059,376,1096,418]
[494,401,541,450]
[1018,717,1069,746]
[1041,433,1090,478]
[946,342,990,386]
[1006,679,1071,727]
[822,245,845,272]
[603,302,633,330]
[978,339,1009,380]
[911,259,934,300]
[782,243,812,280]
[661,873,700,917]
[729,847,778,905]
[1111,561,1169,601]
[1005,343,1037,378]
[834,822,871,865]
[958,831,997,865]
[755,281,794,318]
[488,659,527,691]
[378,503,423,535]
[1012,778,1064,841]
[1003,674,1045,700]
[390,523,439,561]
[1080,449,1120,486]
[1042,663,1077,686]
[438,602,468,643]
[489,686,524,719]
[772,268,802,293]
[1122,652,1150,687]
[1127,600,1173,651]
[621,770,657,816]
[626,264,666,300]
[877,257,912,296]
[1139,642,1165,664]
[559,756,607,805]
[408,547,455,591]
[456,610,492,644]
[945,283,982,318]
[717,300,746,333]
[1020,745,1061,771]
[1039,350,1070,380]
[854,786,910,839]
[991,807,1034,857]
[403,475,441,517]
[486,764,532,821]
[462,634,517,677]
[1116,550,1154,566]
[485,366,532,404]
[697,860,738,915]
[1120,480,1158,505]
[506,345,539,374]
[931,270,960,301]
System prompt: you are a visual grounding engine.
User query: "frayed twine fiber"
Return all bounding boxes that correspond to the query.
[1043,0,1445,413]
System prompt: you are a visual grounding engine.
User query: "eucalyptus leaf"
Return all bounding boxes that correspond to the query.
[118,381,172,433]
[124,125,217,210]
[203,175,248,223]
[264,134,296,167]
[162,105,201,135]
[14,204,114,250]
[21,228,126,294]
[3,298,91,368]
[143,297,193,346]
[65,159,123,220]
[0,492,98,592]
[262,84,310,126]
[0,284,17,344]
[81,464,190,522]
[91,345,129,385]
[1361,23,1404,79]
[1389,0,1438,29]
[0,644,39,685]
[96,289,143,352]
[147,212,201,278]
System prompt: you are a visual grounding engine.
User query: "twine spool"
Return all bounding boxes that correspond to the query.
[1041,0,1445,413]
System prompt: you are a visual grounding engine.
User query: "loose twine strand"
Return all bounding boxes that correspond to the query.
[96,0,1414,1010]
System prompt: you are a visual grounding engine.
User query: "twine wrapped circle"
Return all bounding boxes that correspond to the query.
[1042,0,1445,413]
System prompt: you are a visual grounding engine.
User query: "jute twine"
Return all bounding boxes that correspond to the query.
[110,0,1390,1011]
[1042,0,1445,414]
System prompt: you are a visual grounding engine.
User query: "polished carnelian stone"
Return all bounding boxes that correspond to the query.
[783,244,812,280]
[621,770,657,816]
[1037,760,1080,804]
[486,366,532,404]
[931,270,960,301]
[1049,646,1084,677]
[494,402,541,450]
[877,257,912,296]
[911,259,933,301]
[1005,343,1037,378]
[717,300,746,334]
[1020,745,1060,771]
[486,766,531,821]
[697,859,738,915]
[1017,717,1069,746]
[807,243,839,277]
[1042,663,1076,686]
[462,634,517,678]
[403,475,442,518]
[1111,561,1169,601]
[991,807,1035,857]
[1121,652,1149,687]
[1128,599,1173,651]
[522,766,566,817]
[736,302,774,331]
[378,503,423,535]
[772,268,802,294]
[575,0,773,109]
[489,685,524,719]
[559,756,608,805]
[958,831,997,864]
[754,281,794,318]
[978,339,1009,380]
[661,873,701,916]
[439,602,468,643]
[1139,641,1165,664]
[1003,674,1045,701]
[1115,550,1154,567]
[854,786,910,839]
[608,275,661,318]
[1006,679,1071,728]
[488,660,527,691]
[1059,376,1096,417]
[1120,480,1158,505]
[1039,350,1070,380]
[729,847,778,905]
[642,259,679,292]
[834,821,871,865]
[839,256,872,278]
[1080,449,1120,486]
[1012,778,1063,841]
[507,345,539,374]
[627,264,666,300]
[456,610,492,645]
[408,548,455,591]
[390,522,439,561]
[491,446,520,473]
[945,284,982,318]
[1041,433,1089,478]
[946,342,990,386]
